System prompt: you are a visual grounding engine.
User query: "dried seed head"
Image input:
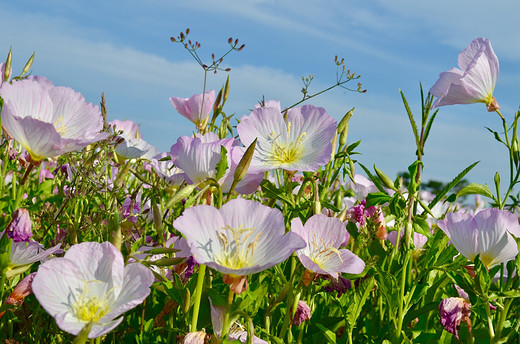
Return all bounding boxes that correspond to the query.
[228,37,233,44]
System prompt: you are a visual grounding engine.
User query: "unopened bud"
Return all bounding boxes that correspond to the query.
[213,88,223,113]
[228,37,233,44]
[223,75,230,105]
[513,139,520,167]
[238,44,245,51]
[21,52,35,77]
[4,48,12,82]
[374,165,397,191]
[166,184,196,209]
[180,32,185,40]
[185,28,190,35]
[183,288,191,315]
[233,138,256,184]
[337,107,354,133]
[170,36,176,42]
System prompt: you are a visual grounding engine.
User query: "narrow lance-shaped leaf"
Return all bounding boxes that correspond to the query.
[429,161,480,209]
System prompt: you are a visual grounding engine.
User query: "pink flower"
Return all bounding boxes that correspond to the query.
[439,297,471,339]
[170,133,262,194]
[32,242,154,338]
[237,104,337,172]
[169,90,215,129]
[437,208,520,267]
[292,214,365,279]
[430,37,499,111]
[292,300,312,326]
[173,198,305,277]
[6,208,32,242]
[0,77,109,162]
[110,119,159,160]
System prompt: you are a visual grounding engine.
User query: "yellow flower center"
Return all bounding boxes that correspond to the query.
[267,122,306,166]
[309,236,343,270]
[53,116,69,136]
[72,280,113,322]
[215,225,261,270]
[73,296,110,322]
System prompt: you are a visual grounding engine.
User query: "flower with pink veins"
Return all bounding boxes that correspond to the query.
[110,119,159,160]
[169,90,215,130]
[291,214,365,279]
[173,198,305,277]
[0,78,108,162]
[170,132,262,194]
[32,242,154,339]
[237,104,336,172]
[430,37,500,112]
[437,208,520,268]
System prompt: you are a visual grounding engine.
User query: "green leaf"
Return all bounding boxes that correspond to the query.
[400,90,420,151]
[345,276,374,331]
[215,145,229,180]
[315,323,337,343]
[486,127,505,145]
[358,163,385,193]
[456,182,494,200]
[427,161,479,209]
[365,192,392,207]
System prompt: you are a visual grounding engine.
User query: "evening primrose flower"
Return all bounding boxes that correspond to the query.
[430,37,500,111]
[291,214,365,279]
[169,90,215,129]
[237,104,336,172]
[2,230,61,279]
[31,242,154,338]
[170,133,262,194]
[437,208,520,267]
[173,198,305,277]
[0,78,108,162]
[110,119,159,160]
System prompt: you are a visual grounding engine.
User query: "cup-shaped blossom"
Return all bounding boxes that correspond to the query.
[170,133,262,194]
[173,198,306,276]
[0,78,109,162]
[430,37,499,111]
[110,119,159,160]
[437,208,520,267]
[291,214,365,279]
[32,242,154,338]
[2,230,62,279]
[237,104,336,172]
[169,90,215,129]
[145,152,185,186]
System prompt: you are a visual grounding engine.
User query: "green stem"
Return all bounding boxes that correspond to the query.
[494,298,513,341]
[485,301,495,343]
[221,288,235,340]
[190,264,206,332]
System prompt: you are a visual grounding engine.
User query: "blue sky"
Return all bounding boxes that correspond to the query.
[2,1,520,189]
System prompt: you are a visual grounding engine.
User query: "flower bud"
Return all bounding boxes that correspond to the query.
[374,165,397,191]
[6,208,32,243]
[4,48,12,82]
[21,52,35,77]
